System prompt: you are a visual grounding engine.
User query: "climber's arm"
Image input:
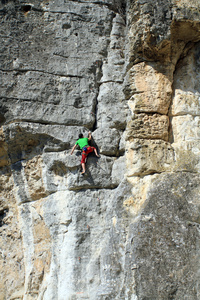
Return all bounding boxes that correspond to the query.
[71,144,77,155]
[88,131,92,141]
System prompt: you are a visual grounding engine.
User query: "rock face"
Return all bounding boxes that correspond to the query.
[1,0,200,299]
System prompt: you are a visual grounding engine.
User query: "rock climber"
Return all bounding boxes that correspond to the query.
[71,131,100,174]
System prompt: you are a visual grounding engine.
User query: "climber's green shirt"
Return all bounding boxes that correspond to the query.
[76,138,89,149]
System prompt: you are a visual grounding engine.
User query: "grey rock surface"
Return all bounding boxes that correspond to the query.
[133,172,200,300]
[1,0,200,299]
[92,127,121,156]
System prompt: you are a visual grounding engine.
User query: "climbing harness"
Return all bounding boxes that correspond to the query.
[82,146,88,152]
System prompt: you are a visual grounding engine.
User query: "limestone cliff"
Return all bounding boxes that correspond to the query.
[1,0,200,299]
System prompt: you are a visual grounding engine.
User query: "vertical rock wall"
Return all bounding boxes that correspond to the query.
[125,1,200,299]
[0,0,200,299]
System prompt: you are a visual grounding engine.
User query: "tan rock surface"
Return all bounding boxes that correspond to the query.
[170,44,200,117]
[24,156,49,201]
[124,174,159,216]
[126,139,175,176]
[0,128,9,168]
[127,63,173,114]
[0,169,24,299]
[126,113,169,141]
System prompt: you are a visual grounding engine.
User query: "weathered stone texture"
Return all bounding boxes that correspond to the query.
[0,168,25,300]
[1,0,200,299]
[126,113,169,141]
[126,139,175,176]
[170,42,200,117]
[132,173,200,300]
[125,62,173,115]
[92,127,121,155]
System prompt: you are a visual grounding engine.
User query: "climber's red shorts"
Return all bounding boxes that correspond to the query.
[81,146,95,164]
